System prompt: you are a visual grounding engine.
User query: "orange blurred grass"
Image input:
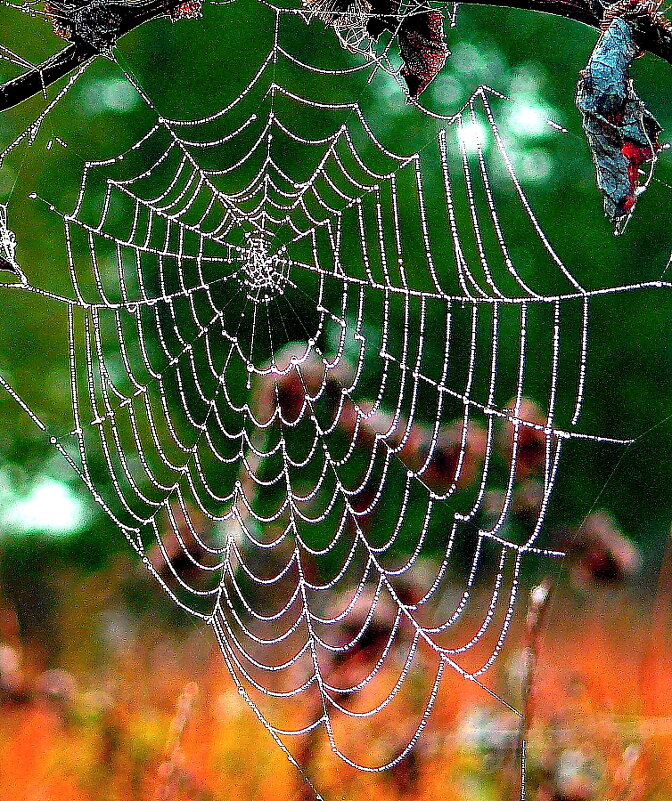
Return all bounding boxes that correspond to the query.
[1,559,672,801]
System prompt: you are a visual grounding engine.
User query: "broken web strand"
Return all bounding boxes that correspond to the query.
[0,0,81,107]
[0,36,89,271]
[0,1,669,796]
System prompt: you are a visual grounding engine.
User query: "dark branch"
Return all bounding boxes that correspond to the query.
[462,0,672,62]
[0,0,183,112]
[0,42,96,111]
[0,0,671,113]
[466,0,601,27]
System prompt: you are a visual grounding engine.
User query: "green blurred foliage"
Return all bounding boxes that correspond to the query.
[0,0,670,583]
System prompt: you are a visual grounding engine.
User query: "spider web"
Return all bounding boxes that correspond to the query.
[0,0,668,788]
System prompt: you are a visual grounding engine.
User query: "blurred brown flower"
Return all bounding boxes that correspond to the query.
[562,511,641,586]
[254,343,352,425]
[351,412,487,493]
[499,398,549,479]
[420,419,487,492]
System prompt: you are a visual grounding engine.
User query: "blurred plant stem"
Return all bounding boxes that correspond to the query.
[640,523,672,717]
[515,578,552,800]
[155,681,202,801]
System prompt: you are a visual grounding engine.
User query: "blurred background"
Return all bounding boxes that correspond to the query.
[1,0,672,798]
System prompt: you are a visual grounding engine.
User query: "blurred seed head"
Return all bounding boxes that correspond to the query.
[35,668,78,719]
[0,643,27,703]
[554,747,601,801]
[498,398,549,479]
[255,343,353,425]
[563,511,641,586]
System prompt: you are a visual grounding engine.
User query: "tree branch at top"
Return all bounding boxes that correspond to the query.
[0,0,670,113]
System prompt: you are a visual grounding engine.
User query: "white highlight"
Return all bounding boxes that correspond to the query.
[3,478,86,534]
[80,78,141,114]
[458,119,488,152]
[508,103,551,138]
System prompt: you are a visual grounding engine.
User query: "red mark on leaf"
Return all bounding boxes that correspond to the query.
[168,0,202,22]
[621,139,658,212]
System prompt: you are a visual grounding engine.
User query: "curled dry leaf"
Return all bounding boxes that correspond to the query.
[576,16,661,231]
[303,0,448,97]
[371,0,449,97]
